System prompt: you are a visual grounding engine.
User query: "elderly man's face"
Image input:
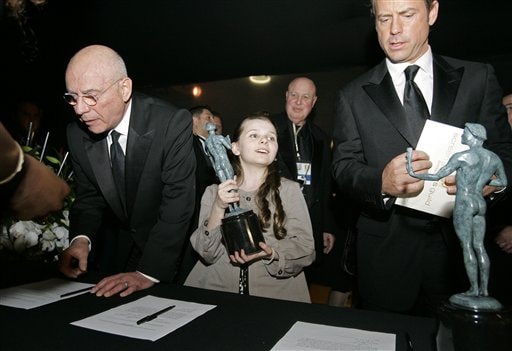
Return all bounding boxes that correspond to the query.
[285,78,317,126]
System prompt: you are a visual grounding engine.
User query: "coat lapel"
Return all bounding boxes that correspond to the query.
[363,62,418,146]
[84,136,126,220]
[125,96,154,218]
[274,113,298,179]
[431,55,463,123]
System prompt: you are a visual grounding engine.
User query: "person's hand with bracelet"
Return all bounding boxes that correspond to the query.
[0,123,24,183]
[1,122,70,220]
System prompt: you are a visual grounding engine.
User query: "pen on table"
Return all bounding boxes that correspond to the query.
[405,332,414,351]
[60,286,92,298]
[136,305,176,325]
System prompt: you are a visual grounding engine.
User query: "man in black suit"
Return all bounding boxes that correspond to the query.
[332,0,512,315]
[273,77,351,305]
[58,45,196,297]
[190,105,218,213]
[174,105,219,283]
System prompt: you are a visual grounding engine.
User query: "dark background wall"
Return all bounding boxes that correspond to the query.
[2,0,511,145]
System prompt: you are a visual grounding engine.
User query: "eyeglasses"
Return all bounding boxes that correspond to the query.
[63,78,123,106]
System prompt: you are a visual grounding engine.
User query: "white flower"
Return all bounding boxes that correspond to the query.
[13,231,39,253]
[10,220,43,238]
[60,210,70,227]
[41,228,57,252]
[2,219,71,255]
[54,227,69,249]
[10,221,42,252]
[52,224,68,240]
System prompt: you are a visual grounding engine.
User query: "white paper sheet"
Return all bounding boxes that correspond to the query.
[0,278,95,309]
[396,120,469,218]
[271,321,396,351]
[71,295,216,341]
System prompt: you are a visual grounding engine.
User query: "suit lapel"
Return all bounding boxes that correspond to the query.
[283,121,298,178]
[194,135,213,167]
[84,136,126,219]
[363,62,418,146]
[274,114,298,179]
[431,55,463,122]
[125,96,154,217]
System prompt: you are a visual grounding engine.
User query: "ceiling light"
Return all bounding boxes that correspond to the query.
[192,86,202,97]
[249,75,271,84]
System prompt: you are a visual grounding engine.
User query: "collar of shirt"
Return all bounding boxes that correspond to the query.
[197,135,209,154]
[108,99,132,154]
[386,46,434,112]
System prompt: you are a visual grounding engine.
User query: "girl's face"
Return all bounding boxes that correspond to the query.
[232,118,278,167]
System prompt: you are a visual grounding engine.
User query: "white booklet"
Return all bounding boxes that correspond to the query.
[396,120,469,218]
[271,321,395,351]
[71,295,216,341]
[0,278,94,309]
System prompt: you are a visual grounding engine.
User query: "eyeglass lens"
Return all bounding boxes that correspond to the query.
[63,78,122,106]
[63,94,97,106]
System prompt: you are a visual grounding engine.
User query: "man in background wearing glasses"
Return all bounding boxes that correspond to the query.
[58,45,196,297]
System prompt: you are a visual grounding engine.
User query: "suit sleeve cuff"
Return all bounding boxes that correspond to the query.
[70,235,91,251]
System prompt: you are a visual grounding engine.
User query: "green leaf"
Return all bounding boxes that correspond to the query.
[45,156,60,165]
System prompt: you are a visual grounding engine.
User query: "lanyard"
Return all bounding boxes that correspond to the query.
[293,123,303,159]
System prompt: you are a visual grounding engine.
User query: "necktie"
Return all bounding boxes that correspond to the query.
[403,65,430,143]
[110,130,126,209]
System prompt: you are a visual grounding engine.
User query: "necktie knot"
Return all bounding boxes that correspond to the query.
[404,65,420,82]
[111,130,121,144]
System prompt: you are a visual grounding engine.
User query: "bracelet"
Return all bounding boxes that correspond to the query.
[264,248,276,265]
[0,143,24,185]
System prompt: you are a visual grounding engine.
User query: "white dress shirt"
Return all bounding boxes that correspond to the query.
[386,46,434,113]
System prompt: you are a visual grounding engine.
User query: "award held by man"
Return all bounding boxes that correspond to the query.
[406,123,511,350]
[204,122,265,255]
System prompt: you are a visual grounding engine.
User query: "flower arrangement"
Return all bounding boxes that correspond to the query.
[0,130,74,262]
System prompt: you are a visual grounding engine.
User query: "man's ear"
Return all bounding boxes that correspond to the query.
[120,77,133,102]
[428,0,439,26]
[312,95,318,108]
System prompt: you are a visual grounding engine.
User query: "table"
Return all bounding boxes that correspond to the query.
[0,265,437,351]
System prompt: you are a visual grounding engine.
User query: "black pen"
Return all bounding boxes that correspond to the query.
[60,286,92,298]
[136,305,176,325]
[405,332,414,351]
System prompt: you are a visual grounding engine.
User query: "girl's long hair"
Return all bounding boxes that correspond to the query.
[231,113,287,239]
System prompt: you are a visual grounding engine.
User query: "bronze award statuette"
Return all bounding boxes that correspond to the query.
[406,123,511,351]
[204,122,265,256]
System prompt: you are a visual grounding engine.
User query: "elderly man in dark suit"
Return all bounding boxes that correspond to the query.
[58,45,196,297]
[272,77,351,305]
[332,0,512,316]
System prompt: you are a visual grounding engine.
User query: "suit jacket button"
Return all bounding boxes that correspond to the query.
[204,230,209,236]
[246,196,251,201]
[278,269,283,275]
